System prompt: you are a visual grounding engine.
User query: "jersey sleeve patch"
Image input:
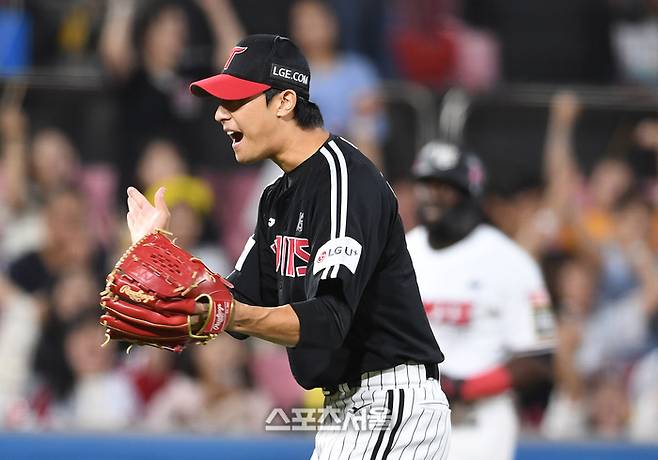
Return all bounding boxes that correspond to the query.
[313,236,362,276]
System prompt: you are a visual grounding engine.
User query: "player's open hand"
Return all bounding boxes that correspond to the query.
[126,186,171,244]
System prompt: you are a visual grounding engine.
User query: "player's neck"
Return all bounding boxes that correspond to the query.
[271,127,330,173]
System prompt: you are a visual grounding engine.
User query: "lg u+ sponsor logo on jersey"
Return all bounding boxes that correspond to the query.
[270,235,363,279]
[313,237,362,276]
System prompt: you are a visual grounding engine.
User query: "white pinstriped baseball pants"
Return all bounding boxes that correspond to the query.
[311,363,451,460]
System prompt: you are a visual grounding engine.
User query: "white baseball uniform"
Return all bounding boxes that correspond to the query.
[406,224,555,460]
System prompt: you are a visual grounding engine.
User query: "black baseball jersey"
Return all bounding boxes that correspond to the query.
[227,135,443,389]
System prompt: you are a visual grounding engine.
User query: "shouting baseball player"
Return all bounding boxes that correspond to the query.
[112,35,451,459]
[406,141,555,460]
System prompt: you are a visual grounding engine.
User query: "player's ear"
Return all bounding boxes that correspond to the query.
[275,89,297,119]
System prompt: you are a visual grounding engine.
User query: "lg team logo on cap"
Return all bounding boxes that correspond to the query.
[224,46,248,70]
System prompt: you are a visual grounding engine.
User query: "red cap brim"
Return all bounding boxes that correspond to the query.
[189,74,271,100]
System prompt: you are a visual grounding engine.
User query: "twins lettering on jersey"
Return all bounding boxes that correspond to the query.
[271,235,310,277]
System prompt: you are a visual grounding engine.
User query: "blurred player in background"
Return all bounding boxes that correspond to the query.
[406,141,556,460]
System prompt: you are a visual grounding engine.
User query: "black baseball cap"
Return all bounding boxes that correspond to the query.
[190,34,311,101]
[412,141,486,197]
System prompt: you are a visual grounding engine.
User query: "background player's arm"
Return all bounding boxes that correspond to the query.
[442,354,552,403]
[445,242,556,403]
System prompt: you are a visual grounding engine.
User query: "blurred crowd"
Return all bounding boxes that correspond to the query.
[0,0,656,441]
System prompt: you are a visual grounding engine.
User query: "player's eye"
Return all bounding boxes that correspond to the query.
[219,93,263,112]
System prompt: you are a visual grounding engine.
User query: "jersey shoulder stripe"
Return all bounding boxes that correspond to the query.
[318,139,350,279]
[338,135,359,151]
[319,146,338,242]
[328,140,348,239]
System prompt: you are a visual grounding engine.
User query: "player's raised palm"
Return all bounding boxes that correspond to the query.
[126,186,171,244]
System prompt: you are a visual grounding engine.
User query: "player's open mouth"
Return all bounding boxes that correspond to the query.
[226,130,244,147]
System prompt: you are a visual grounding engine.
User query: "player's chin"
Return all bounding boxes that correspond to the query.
[233,149,259,165]
[234,144,267,164]
[232,142,250,163]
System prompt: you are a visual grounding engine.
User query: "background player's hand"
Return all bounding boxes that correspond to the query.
[126,186,170,244]
[440,374,465,404]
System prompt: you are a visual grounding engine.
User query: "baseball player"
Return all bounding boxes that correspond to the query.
[125,35,451,459]
[406,141,555,460]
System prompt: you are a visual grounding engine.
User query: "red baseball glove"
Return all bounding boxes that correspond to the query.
[99,230,233,352]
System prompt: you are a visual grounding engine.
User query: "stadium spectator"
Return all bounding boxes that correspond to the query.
[388,0,499,91]
[0,275,41,429]
[7,190,105,296]
[46,308,138,431]
[0,103,81,260]
[100,0,246,190]
[594,188,658,307]
[628,348,658,441]
[541,257,626,440]
[142,334,272,433]
[145,174,231,275]
[30,269,103,415]
[461,0,616,83]
[484,92,582,259]
[124,347,183,410]
[632,118,658,250]
[289,0,385,168]
[135,138,188,189]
